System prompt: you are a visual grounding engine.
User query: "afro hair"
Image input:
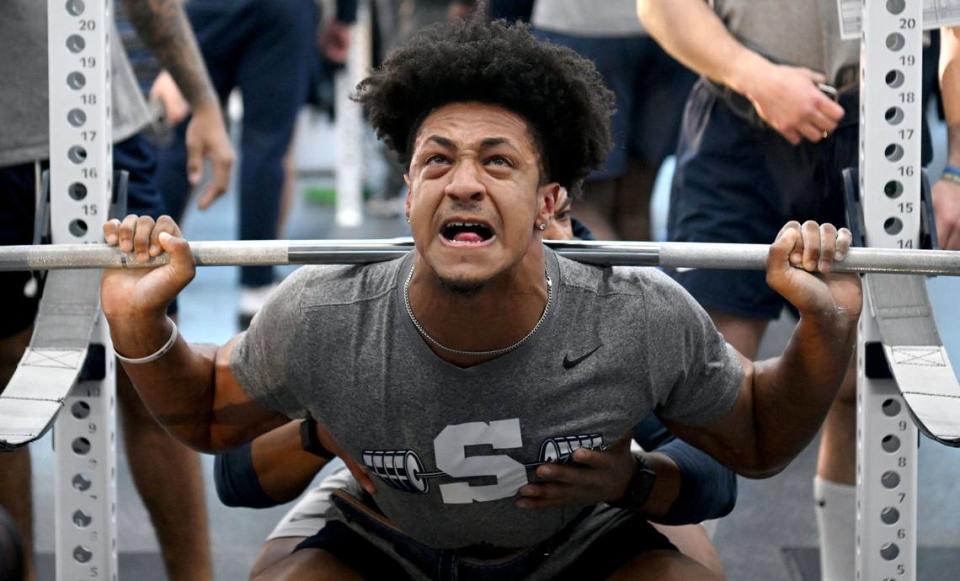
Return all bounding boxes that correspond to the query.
[353,16,615,195]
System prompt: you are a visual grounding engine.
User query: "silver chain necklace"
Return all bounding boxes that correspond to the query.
[403,264,553,357]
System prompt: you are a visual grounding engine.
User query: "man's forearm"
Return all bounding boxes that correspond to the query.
[750,313,857,475]
[110,316,221,450]
[940,27,960,165]
[637,0,770,96]
[122,0,218,109]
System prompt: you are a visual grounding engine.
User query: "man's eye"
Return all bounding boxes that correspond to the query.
[486,155,512,167]
[425,154,449,165]
[556,211,571,222]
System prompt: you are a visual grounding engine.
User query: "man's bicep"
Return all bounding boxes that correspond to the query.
[209,338,290,448]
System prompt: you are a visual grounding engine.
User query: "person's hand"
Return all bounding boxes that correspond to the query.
[741,63,845,145]
[149,70,191,126]
[314,424,378,495]
[319,20,352,64]
[515,437,636,509]
[100,215,195,321]
[766,221,862,321]
[933,177,960,249]
[185,101,235,210]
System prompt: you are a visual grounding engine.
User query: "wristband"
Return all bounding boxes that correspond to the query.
[300,417,337,460]
[941,165,960,185]
[610,454,657,512]
[114,320,178,364]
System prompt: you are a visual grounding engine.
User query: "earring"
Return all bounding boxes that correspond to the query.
[406,216,411,224]
[537,223,546,231]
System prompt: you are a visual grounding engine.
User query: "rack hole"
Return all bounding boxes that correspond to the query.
[73,545,93,563]
[880,507,900,525]
[67,145,87,164]
[67,109,86,127]
[68,182,88,200]
[881,471,900,489]
[885,106,904,125]
[72,437,91,455]
[881,434,901,453]
[880,543,900,561]
[884,217,904,235]
[72,474,92,491]
[881,398,902,416]
[884,180,904,199]
[66,71,86,90]
[72,510,92,528]
[69,219,88,238]
[887,0,906,14]
[66,34,85,53]
[884,143,904,162]
[66,0,86,16]
[886,33,906,52]
[885,69,905,88]
[71,401,91,419]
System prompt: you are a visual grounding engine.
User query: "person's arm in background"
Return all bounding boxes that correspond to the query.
[214,419,375,507]
[636,0,844,144]
[123,0,234,209]
[318,0,357,65]
[935,26,960,249]
[215,422,326,507]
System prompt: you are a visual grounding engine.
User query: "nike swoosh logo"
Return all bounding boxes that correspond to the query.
[563,344,602,369]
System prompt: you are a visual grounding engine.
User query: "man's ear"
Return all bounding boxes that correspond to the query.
[404,174,412,221]
[537,182,561,224]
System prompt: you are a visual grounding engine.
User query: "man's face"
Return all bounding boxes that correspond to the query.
[405,102,557,291]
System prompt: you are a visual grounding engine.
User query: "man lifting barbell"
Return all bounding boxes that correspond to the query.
[99,16,860,580]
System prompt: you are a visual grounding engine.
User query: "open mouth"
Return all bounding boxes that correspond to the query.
[440,221,496,245]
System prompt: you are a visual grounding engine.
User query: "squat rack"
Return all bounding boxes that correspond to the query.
[0,1,958,579]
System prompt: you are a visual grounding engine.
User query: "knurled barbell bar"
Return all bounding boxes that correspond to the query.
[0,239,959,275]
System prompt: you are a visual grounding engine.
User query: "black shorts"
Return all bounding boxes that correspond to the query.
[294,496,677,580]
[0,133,173,338]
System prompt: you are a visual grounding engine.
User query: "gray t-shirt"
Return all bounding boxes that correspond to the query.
[712,0,859,84]
[531,0,646,37]
[232,249,743,549]
[0,1,152,167]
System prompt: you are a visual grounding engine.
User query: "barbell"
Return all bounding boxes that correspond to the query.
[0,238,958,275]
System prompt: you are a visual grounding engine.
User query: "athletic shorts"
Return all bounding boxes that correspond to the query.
[0,133,172,338]
[667,79,858,320]
[284,467,676,581]
[532,30,696,180]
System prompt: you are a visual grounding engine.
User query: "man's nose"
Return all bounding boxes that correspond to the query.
[444,160,485,203]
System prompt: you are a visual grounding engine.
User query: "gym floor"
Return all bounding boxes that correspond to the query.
[28,113,960,580]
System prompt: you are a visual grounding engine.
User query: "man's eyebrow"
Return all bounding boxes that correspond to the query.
[557,198,572,213]
[480,137,519,151]
[425,135,456,149]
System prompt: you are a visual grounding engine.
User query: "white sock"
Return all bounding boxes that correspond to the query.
[814,476,856,581]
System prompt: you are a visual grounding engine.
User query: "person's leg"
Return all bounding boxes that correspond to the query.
[0,505,26,581]
[814,358,857,581]
[251,548,364,581]
[250,537,304,579]
[652,523,724,577]
[113,134,213,581]
[234,0,316,293]
[0,165,48,581]
[117,366,213,581]
[153,0,243,223]
[607,550,723,581]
